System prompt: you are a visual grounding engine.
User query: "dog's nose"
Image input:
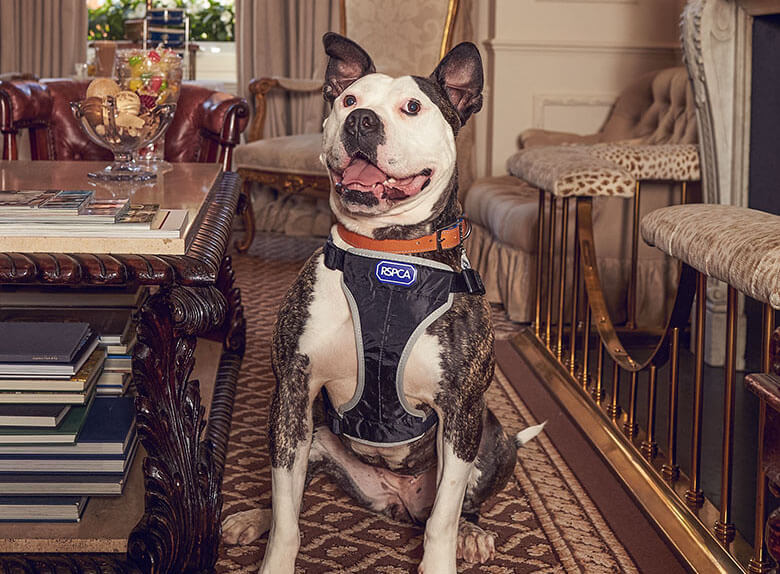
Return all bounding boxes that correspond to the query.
[345,108,380,137]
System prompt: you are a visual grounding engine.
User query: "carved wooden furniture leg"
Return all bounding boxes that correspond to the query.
[129,259,244,572]
[234,179,255,253]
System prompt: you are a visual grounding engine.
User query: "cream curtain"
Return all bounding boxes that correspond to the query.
[0,0,87,78]
[236,0,339,138]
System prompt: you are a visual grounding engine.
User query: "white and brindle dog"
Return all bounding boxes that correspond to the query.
[222,33,543,574]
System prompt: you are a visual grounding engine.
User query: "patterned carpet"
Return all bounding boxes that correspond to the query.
[217,233,639,573]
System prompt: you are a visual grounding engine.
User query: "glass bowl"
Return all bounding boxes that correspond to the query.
[115,48,183,106]
[71,97,176,182]
[115,48,182,171]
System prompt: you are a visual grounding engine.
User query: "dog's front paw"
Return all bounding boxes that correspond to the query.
[456,519,496,564]
[222,508,272,545]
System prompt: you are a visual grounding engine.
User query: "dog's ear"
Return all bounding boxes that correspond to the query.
[431,42,483,126]
[323,33,375,104]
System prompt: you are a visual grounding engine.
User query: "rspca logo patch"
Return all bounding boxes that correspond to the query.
[375,260,417,286]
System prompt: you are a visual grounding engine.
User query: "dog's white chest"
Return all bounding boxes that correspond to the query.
[298,254,443,411]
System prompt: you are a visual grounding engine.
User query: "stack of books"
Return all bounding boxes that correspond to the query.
[0,190,188,238]
[0,284,148,396]
[0,323,138,522]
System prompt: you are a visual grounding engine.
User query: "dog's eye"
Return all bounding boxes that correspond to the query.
[344,95,357,107]
[401,99,421,116]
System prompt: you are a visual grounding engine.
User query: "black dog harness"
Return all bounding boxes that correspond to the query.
[321,237,485,446]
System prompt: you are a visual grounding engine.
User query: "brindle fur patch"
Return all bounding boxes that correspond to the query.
[462,408,516,516]
[269,249,321,470]
[429,292,495,462]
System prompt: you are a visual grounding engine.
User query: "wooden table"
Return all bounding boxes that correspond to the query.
[0,161,246,573]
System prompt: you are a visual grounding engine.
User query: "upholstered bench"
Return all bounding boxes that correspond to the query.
[641,204,780,308]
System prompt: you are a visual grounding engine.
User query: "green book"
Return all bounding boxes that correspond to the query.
[0,391,95,445]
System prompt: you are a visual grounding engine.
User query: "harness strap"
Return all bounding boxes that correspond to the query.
[324,241,485,295]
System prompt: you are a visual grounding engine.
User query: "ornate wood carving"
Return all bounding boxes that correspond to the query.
[0,172,241,287]
[237,167,331,200]
[128,283,227,573]
[234,179,255,253]
[247,77,280,142]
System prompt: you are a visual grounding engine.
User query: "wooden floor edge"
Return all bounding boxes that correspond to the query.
[510,328,746,574]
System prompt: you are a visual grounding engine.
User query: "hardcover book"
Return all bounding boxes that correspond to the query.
[0,308,136,348]
[0,208,186,238]
[0,391,95,444]
[0,333,99,377]
[0,404,71,427]
[0,396,135,455]
[0,322,92,363]
[37,190,93,214]
[0,190,58,211]
[0,434,137,473]
[0,462,133,495]
[0,285,149,308]
[0,348,105,394]
[0,495,89,522]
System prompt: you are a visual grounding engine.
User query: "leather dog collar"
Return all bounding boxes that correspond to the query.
[336,218,471,254]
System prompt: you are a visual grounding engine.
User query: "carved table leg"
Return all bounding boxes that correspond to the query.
[128,282,229,573]
[234,180,255,254]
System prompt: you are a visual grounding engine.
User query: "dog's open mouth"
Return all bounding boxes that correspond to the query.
[331,157,432,203]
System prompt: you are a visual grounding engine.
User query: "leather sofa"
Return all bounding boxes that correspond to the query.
[0,79,249,169]
[463,67,698,326]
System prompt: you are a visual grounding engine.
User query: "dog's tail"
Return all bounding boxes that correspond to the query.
[514,421,547,448]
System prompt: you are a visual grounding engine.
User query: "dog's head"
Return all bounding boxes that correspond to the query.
[320,33,483,235]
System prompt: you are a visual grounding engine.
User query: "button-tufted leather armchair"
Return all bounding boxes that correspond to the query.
[0,79,249,171]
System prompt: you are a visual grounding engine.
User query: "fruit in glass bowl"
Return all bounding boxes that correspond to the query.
[71,78,176,182]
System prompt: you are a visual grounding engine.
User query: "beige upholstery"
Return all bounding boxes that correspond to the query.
[345,0,452,78]
[589,143,700,181]
[234,134,326,176]
[641,204,780,309]
[464,67,696,323]
[506,146,635,198]
[519,67,697,149]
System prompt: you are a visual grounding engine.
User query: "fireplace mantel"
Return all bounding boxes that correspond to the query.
[737,0,780,15]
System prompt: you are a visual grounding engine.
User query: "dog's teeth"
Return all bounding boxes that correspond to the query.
[387,178,396,184]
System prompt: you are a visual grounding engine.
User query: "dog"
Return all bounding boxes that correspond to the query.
[222,33,543,574]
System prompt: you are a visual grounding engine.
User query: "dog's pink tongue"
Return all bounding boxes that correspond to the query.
[342,158,385,187]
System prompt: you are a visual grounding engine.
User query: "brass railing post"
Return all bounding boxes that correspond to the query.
[747,303,776,573]
[556,198,570,361]
[627,181,641,330]
[534,190,545,339]
[593,340,605,403]
[686,271,706,509]
[581,306,591,389]
[607,362,621,421]
[714,285,738,547]
[641,364,658,461]
[662,327,681,483]
[624,371,638,439]
[569,202,580,376]
[545,196,557,347]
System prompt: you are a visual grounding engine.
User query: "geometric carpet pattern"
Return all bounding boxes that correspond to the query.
[217,233,639,573]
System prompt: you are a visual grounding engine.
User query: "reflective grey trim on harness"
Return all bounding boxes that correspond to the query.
[322,239,485,446]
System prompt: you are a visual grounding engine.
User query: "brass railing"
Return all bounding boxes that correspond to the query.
[514,181,779,573]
